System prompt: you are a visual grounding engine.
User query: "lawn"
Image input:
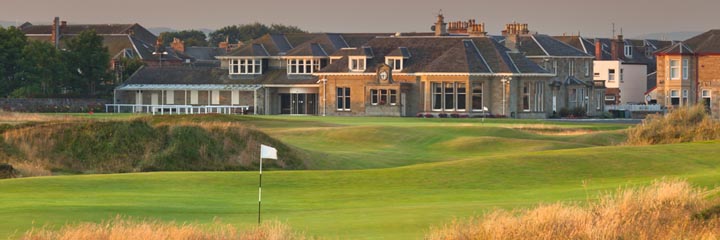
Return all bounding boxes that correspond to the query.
[1,115,718,239]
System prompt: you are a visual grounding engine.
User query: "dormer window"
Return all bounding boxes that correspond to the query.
[385,57,403,71]
[624,45,633,58]
[287,58,321,74]
[230,59,262,75]
[349,57,366,72]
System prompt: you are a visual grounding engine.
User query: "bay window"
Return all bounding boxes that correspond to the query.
[431,82,467,112]
[670,59,679,80]
[370,89,398,106]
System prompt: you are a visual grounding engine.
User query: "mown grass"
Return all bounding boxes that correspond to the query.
[1,141,719,239]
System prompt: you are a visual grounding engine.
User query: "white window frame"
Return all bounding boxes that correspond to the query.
[670,89,680,106]
[584,60,590,77]
[337,87,351,111]
[287,58,319,75]
[604,95,616,101]
[534,81,544,112]
[568,59,575,76]
[431,82,466,112]
[608,69,616,81]
[670,59,680,80]
[370,89,379,105]
[522,82,531,112]
[230,58,262,75]
[682,58,689,80]
[624,45,633,58]
[471,82,484,112]
[682,89,689,106]
[432,82,443,111]
[389,89,398,106]
[620,68,624,83]
[349,57,366,72]
[385,57,403,71]
[702,89,711,98]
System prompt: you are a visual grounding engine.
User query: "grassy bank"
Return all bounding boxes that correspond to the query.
[1,119,305,175]
[2,140,719,239]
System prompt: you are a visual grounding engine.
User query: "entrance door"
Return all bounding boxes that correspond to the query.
[306,94,317,115]
[294,94,306,115]
[279,93,318,115]
[280,94,291,114]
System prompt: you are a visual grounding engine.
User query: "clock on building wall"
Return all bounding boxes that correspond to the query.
[377,63,393,84]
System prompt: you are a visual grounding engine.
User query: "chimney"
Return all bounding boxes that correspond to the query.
[171,38,185,53]
[51,17,60,48]
[61,21,67,29]
[502,22,528,52]
[434,14,448,36]
[611,34,624,60]
[595,39,603,60]
[468,21,487,37]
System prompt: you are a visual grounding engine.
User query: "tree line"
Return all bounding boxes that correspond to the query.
[160,23,306,48]
[0,26,114,98]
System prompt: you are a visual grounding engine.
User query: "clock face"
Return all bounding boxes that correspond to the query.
[380,71,388,81]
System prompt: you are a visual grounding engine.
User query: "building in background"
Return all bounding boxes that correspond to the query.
[655,29,720,117]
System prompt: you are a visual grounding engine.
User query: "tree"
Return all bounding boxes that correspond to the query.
[159,30,208,47]
[13,41,66,97]
[209,23,306,46]
[115,57,145,83]
[0,26,27,97]
[64,30,111,97]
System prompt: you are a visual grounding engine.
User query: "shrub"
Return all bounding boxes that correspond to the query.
[23,217,308,240]
[626,104,720,145]
[438,113,448,118]
[570,107,586,118]
[450,113,460,118]
[427,179,720,240]
[0,163,17,179]
[424,113,434,118]
[559,107,570,117]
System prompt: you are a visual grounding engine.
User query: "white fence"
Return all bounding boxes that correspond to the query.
[605,104,663,112]
[105,104,252,115]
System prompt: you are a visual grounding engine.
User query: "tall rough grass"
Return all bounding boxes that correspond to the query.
[627,105,720,145]
[1,117,306,175]
[23,217,308,240]
[426,179,720,240]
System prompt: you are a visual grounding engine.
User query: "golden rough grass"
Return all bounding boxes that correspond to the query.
[427,179,720,240]
[0,112,76,123]
[627,105,720,145]
[23,217,309,240]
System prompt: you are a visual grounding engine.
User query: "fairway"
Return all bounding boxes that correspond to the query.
[1,115,719,239]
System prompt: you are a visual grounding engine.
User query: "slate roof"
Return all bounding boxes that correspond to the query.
[527,35,590,57]
[658,42,695,55]
[20,23,157,45]
[386,47,412,58]
[183,47,227,61]
[683,29,720,54]
[318,37,549,74]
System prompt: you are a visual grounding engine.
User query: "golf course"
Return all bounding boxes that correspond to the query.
[1,114,720,239]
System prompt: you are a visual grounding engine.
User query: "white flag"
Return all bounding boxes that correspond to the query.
[260,144,277,160]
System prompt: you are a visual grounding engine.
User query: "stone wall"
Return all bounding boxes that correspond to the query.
[0,98,108,113]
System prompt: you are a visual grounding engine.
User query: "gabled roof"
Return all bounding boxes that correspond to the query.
[318,36,549,74]
[683,29,720,54]
[386,47,412,58]
[526,35,591,57]
[658,42,694,55]
[20,23,157,45]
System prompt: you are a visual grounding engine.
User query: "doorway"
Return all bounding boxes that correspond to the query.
[280,93,317,115]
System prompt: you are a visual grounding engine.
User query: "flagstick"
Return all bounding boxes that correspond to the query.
[258,155,263,225]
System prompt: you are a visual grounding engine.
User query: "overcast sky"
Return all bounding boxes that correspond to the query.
[3,0,718,38]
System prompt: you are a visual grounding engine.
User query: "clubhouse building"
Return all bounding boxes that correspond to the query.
[114,15,606,118]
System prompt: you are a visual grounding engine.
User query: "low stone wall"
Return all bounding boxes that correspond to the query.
[0,98,109,113]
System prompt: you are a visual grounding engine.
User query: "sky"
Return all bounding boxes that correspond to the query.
[2,0,718,38]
